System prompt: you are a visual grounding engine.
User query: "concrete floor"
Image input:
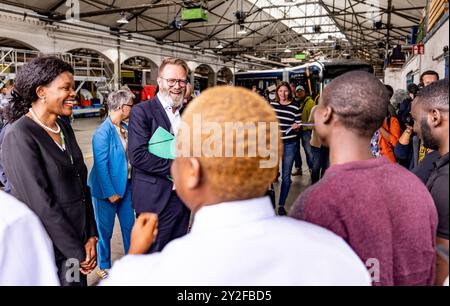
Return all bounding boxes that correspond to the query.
[72,117,312,286]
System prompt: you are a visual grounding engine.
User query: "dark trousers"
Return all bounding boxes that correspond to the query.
[311,146,330,184]
[148,191,190,253]
[279,142,298,207]
[294,134,303,170]
[300,130,314,170]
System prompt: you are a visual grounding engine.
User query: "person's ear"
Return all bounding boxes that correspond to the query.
[322,105,333,124]
[429,109,444,128]
[36,86,47,101]
[185,158,201,189]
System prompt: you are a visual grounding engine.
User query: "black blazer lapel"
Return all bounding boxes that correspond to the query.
[153,95,173,134]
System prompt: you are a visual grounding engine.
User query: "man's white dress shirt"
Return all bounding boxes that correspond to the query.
[102,197,371,286]
[0,191,59,285]
[157,92,181,190]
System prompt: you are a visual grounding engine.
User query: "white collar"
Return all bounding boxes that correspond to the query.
[190,197,275,234]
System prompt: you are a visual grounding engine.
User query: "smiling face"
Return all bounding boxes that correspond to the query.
[277,85,290,103]
[157,63,187,108]
[37,71,76,117]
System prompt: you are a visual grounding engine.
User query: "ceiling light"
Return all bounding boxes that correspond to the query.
[237,24,247,35]
[284,47,292,53]
[125,34,134,42]
[216,42,224,49]
[117,12,129,24]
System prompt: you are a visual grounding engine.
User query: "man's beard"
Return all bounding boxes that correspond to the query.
[160,86,184,108]
[420,118,440,151]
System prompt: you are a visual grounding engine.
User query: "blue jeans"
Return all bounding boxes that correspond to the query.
[300,130,314,170]
[279,142,298,207]
[311,146,330,184]
[294,134,303,169]
[93,182,135,269]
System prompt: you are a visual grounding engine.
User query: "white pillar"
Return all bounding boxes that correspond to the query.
[150,64,158,85]
[114,60,120,90]
[210,71,217,87]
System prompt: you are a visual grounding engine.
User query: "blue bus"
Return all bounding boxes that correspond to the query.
[235,60,374,100]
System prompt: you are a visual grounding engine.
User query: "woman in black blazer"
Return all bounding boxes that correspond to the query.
[2,56,98,286]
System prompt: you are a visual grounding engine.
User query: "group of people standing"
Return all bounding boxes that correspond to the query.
[0,54,448,287]
[0,56,192,285]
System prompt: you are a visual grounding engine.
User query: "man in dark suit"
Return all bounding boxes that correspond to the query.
[128,58,190,253]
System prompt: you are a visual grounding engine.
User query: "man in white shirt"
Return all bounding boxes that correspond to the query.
[0,191,59,285]
[103,86,371,286]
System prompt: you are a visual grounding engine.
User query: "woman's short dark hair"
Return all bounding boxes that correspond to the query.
[275,81,293,102]
[4,56,74,123]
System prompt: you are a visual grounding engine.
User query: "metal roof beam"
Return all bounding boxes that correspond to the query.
[117,1,162,29]
[48,0,69,12]
[52,2,183,20]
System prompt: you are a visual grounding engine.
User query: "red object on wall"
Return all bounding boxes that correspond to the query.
[413,43,425,55]
[418,43,425,55]
[141,85,156,101]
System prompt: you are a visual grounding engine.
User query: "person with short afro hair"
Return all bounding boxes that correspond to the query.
[290,71,439,286]
[320,71,389,138]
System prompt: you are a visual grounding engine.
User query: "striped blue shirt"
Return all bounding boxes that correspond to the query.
[270,100,301,143]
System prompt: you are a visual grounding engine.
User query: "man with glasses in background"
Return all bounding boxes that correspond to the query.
[128,58,191,253]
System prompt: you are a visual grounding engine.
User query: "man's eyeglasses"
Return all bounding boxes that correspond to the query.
[160,77,188,87]
[122,103,134,108]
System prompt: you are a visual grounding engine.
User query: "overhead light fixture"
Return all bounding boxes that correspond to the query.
[373,21,383,30]
[237,24,247,35]
[117,12,129,24]
[170,16,182,30]
[284,47,292,53]
[125,34,134,42]
[216,42,224,49]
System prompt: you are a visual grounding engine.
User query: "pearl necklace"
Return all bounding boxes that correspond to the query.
[29,108,61,134]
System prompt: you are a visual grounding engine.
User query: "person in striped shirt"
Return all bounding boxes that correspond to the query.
[270,82,301,215]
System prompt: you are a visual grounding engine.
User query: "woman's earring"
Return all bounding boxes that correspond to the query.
[41,96,46,102]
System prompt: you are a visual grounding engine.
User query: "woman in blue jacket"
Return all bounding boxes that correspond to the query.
[88,90,135,279]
